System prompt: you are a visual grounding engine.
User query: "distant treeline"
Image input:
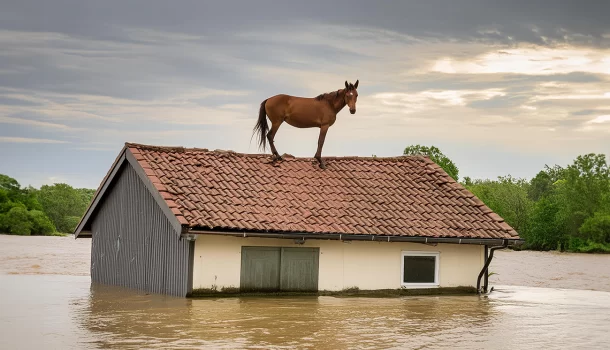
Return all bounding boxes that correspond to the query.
[0,174,95,235]
[404,145,610,254]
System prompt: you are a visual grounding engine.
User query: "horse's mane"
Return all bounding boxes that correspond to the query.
[314,89,343,102]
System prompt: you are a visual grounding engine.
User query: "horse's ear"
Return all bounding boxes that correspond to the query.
[354,80,359,89]
[345,81,349,89]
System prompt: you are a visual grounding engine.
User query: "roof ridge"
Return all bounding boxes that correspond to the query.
[125,142,430,162]
[125,142,190,153]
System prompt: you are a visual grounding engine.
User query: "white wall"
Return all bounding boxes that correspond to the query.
[192,235,485,291]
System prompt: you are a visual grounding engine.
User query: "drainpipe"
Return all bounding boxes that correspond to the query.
[483,245,489,292]
[476,239,508,294]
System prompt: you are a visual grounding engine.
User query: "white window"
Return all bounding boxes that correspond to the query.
[401,251,440,288]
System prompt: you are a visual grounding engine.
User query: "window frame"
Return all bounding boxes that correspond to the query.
[400,251,440,288]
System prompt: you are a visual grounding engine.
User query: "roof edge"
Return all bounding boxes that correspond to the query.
[187,229,525,246]
[420,157,520,239]
[73,145,128,238]
[124,147,186,234]
[74,145,186,238]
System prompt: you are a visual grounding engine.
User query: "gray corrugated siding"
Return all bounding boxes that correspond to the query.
[90,162,193,297]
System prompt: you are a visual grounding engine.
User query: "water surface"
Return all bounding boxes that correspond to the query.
[1,235,609,349]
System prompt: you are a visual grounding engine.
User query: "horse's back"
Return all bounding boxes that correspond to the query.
[266,94,317,112]
[267,93,312,104]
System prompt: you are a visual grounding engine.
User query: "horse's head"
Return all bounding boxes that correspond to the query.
[344,80,359,114]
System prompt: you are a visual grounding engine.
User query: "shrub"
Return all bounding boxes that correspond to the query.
[3,206,33,235]
[579,212,610,244]
[28,210,56,235]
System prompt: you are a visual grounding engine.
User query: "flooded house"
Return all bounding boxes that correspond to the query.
[74,142,522,297]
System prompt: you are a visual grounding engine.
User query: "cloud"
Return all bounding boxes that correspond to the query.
[367,89,507,121]
[576,115,610,133]
[42,176,68,185]
[0,2,609,187]
[587,115,610,124]
[0,89,122,123]
[72,146,118,151]
[120,27,205,44]
[431,46,610,75]
[0,28,252,100]
[0,137,69,144]
[2,22,605,160]
[0,86,253,131]
[0,116,77,130]
[6,1,610,46]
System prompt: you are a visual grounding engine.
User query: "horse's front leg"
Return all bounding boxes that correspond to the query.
[314,125,329,169]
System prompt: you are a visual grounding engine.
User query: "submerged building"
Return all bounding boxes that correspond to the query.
[74,142,522,297]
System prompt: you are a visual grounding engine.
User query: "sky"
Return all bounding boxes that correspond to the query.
[1,0,609,189]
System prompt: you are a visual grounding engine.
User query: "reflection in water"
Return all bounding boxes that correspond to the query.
[63,281,608,349]
[0,275,609,349]
[80,282,497,349]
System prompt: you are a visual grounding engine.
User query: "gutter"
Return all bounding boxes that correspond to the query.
[476,239,509,294]
[186,229,523,247]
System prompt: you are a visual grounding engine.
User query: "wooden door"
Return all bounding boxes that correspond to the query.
[240,247,281,292]
[280,247,319,292]
[240,246,320,292]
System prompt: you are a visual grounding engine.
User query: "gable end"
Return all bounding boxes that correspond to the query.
[73,147,184,238]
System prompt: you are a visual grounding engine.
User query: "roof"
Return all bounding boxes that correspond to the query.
[75,142,518,241]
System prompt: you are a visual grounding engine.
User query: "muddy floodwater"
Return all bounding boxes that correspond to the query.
[1,235,609,349]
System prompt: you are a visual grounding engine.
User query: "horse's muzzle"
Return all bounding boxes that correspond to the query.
[350,109,356,114]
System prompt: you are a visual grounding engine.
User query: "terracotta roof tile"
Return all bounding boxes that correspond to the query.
[124,143,519,240]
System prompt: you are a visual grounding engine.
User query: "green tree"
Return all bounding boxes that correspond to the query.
[36,183,93,233]
[523,154,610,250]
[528,165,566,201]
[579,213,610,244]
[21,186,43,211]
[403,145,459,181]
[0,175,41,211]
[527,190,567,250]
[64,216,83,233]
[76,188,96,208]
[461,176,474,187]
[465,175,533,238]
[0,174,21,195]
[0,188,11,213]
[28,210,56,235]
[561,154,610,238]
[0,174,94,235]
[2,205,33,235]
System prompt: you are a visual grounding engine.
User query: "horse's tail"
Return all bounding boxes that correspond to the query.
[253,98,269,151]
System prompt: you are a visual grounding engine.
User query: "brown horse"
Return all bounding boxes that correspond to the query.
[253,80,359,169]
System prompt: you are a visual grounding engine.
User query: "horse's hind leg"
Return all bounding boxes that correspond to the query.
[267,120,283,161]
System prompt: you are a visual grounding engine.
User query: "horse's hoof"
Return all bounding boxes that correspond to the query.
[271,155,281,163]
